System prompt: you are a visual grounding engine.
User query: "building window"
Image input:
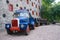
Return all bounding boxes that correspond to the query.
[36,5,37,8]
[27,0,29,4]
[8,4,13,11]
[32,11,34,15]
[37,5,38,8]
[36,12,38,15]
[39,6,40,9]
[32,2,34,6]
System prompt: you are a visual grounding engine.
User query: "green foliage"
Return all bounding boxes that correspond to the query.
[43,0,54,4]
[42,0,55,8]
[41,0,60,22]
[51,3,60,22]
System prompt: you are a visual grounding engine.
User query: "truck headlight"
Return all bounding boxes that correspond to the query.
[31,22,34,25]
[7,25,9,28]
[21,24,24,28]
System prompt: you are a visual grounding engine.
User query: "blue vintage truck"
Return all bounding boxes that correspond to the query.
[5,9,35,35]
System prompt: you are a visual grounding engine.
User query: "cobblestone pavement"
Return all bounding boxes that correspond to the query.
[0,24,60,40]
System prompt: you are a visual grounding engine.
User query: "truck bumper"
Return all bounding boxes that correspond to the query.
[10,27,20,32]
[9,27,27,32]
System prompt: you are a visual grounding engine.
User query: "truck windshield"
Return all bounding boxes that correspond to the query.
[13,12,29,18]
[20,13,29,18]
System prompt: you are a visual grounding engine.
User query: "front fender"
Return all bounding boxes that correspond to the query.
[19,24,28,30]
[5,24,11,29]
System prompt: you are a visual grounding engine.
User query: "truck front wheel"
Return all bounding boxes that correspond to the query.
[40,23,43,25]
[7,30,12,35]
[25,26,30,35]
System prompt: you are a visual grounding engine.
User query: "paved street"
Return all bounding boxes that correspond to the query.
[0,24,60,40]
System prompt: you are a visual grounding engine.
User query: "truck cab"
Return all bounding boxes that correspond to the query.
[5,9,35,35]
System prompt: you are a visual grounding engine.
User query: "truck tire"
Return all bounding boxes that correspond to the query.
[29,24,35,30]
[7,30,12,35]
[31,25,35,30]
[40,23,43,25]
[25,26,30,35]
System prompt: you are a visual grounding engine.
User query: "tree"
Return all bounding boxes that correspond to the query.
[41,0,55,22]
[51,2,60,22]
[41,0,60,22]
